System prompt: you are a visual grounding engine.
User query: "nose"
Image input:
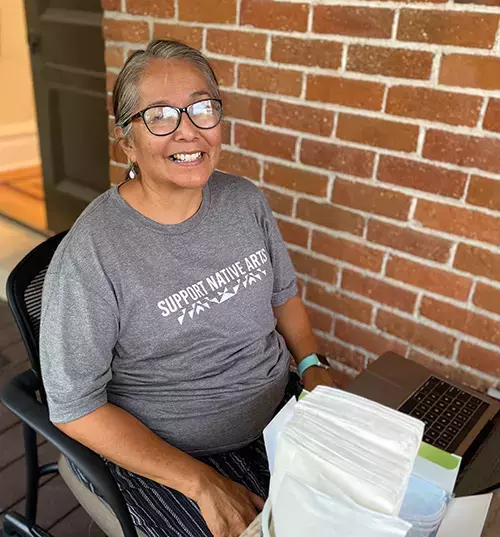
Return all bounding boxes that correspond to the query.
[173,110,199,141]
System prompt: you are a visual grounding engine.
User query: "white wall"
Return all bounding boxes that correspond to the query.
[0,0,40,172]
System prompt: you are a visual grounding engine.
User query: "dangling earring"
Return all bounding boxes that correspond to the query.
[128,164,136,180]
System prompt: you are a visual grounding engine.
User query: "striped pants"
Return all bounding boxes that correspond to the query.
[70,375,301,537]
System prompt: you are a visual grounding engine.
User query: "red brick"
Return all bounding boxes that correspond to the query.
[240,0,309,32]
[267,101,334,137]
[415,200,500,246]
[260,187,293,216]
[335,320,407,357]
[178,0,236,23]
[102,19,149,43]
[386,256,472,301]
[456,0,500,4]
[301,139,374,179]
[423,129,500,175]
[105,46,124,68]
[306,307,333,335]
[311,231,384,272]
[297,199,365,236]
[106,71,117,93]
[376,310,456,357]
[367,220,452,263]
[332,178,411,221]
[102,0,120,10]
[473,283,500,316]
[217,150,260,181]
[409,350,493,393]
[328,367,357,388]
[108,117,115,135]
[398,10,498,49]
[483,98,500,133]
[421,296,500,347]
[220,91,262,123]
[126,0,174,17]
[272,37,342,69]
[110,164,126,185]
[454,243,500,282]
[221,119,231,145]
[235,124,296,160]
[314,6,394,38]
[336,114,419,153]
[264,163,328,197]
[238,65,302,97]
[209,58,235,87]
[341,269,417,313]
[367,0,446,2]
[276,219,309,248]
[440,55,500,90]
[420,298,468,332]
[307,75,385,111]
[307,282,373,324]
[459,341,500,377]
[106,94,113,114]
[316,335,365,371]
[386,87,482,127]
[347,46,433,80]
[153,24,203,49]
[206,30,267,59]
[290,252,338,285]
[297,277,305,298]
[467,175,500,211]
[377,156,467,199]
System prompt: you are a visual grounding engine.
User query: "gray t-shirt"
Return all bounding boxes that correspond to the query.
[40,171,297,456]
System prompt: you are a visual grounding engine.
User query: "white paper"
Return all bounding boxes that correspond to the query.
[436,494,493,537]
[263,396,296,474]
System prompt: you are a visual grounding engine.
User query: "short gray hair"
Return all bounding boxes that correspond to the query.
[113,39,220,138]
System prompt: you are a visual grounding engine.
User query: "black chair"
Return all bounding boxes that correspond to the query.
[0,231,139,537]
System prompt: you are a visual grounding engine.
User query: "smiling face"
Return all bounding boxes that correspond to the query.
[119,58,222,191]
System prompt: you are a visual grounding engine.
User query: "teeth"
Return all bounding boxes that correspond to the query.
[172,152,202,162]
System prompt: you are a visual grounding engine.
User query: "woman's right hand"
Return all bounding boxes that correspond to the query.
[194,467,265,537]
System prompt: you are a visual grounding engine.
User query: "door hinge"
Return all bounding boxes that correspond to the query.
[28,33,41,54]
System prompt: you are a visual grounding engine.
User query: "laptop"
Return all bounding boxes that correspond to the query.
[345,351,500,457]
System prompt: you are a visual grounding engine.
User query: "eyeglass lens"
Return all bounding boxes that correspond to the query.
[143,99,222,135]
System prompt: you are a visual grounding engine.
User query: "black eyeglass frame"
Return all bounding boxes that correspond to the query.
[126,98,223,137]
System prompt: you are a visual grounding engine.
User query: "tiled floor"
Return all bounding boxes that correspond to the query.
[0,167,48,233]
[0,218,105,536]
[0,299,105,536]
[0,216,45,301]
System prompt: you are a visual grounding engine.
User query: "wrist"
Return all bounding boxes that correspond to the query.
[297,353,321,379]
[165,460,216,502]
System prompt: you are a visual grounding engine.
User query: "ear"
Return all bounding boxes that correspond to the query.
[114,126,137,163]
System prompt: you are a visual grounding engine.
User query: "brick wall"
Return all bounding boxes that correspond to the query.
[103,0,500,392]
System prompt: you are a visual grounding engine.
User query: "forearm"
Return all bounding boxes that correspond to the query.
[55,402,211,501]
[273,295,317,363]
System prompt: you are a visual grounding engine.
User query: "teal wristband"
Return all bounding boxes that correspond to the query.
[297,353,321,380]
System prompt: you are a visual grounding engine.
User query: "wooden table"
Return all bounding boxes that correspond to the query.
[241,492,500,537]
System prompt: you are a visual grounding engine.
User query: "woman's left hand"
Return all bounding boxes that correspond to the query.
[302,366,336,393]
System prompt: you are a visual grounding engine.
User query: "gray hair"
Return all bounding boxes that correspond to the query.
[113,39,220,139]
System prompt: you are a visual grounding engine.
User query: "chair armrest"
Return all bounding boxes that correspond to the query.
[0,370,138,537]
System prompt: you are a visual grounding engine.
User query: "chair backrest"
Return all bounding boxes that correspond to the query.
[6,230,68,380]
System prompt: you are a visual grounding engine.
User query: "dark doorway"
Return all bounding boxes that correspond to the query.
[24,0,110,233]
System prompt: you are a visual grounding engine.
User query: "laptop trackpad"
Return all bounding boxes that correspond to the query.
[345,371,410,410]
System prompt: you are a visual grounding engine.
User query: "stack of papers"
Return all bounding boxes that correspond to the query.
[268,386,425,537]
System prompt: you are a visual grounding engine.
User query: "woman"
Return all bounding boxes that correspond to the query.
[40,40,333,537]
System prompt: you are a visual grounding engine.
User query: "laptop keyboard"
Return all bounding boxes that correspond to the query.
[398,376,489,453]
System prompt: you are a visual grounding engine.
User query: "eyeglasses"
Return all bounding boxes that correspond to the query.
[127,98,223,136]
